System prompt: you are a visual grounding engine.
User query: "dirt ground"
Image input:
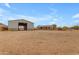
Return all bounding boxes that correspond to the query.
[0,30,79,55]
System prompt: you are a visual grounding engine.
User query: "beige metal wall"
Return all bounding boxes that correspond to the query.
[8,20,34,31]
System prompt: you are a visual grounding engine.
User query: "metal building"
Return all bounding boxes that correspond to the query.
[8,19,34,31]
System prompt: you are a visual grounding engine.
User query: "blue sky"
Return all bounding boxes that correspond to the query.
[0,3,79,27]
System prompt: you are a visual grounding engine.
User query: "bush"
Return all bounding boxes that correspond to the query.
[62,26,69,31]
[71,26,79,30]
[52,24,57,30]
[57,27,62,30]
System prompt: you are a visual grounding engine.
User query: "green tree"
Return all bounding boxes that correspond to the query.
[62,26,69,31]
[52,24,57,30]
[71,25,79,30]
[57,27,62,30]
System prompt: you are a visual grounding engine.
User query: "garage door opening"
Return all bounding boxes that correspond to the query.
[18,23,27,31]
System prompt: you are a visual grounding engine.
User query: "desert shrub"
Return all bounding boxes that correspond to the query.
[62,26,69,31]
[71,25,79,30]
[57,27,62,30]
[52,24,57,30]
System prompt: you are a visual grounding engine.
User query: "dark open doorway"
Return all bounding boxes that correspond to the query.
[18,23,27,31]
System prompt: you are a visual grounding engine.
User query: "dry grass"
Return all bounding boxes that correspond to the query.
[0,30,79,55]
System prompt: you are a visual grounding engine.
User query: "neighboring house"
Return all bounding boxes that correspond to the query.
[8,19,34,31]
[0,23,8,31]
[37,25,53,30]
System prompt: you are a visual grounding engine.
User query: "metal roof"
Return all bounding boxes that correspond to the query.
[8,19,33,23]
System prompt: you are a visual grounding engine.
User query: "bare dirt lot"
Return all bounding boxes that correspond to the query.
[0,30,79,55]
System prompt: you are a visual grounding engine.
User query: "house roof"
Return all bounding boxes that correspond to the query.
[0,23,8,28]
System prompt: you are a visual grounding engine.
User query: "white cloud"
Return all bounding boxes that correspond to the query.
[72,13,79,25]
[7,17,15,20]
[72,13,79,18]
[0,8,7,15]
[53,18,58,21]
[0,6,60,25]
[48,18,61,25]
[49,21,56,25]
[8,15,38,22]
[5,3,11,8]
[0,14,3,17]
[37,15,52,21]
[0,7,63,26]
[7,14,58,25]
[74,20,79,23]
[10,13,62,26]
[15,14,53,23]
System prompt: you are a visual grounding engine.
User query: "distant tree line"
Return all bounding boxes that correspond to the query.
[53,24,79,30]
[34,24,79,31]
